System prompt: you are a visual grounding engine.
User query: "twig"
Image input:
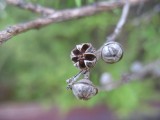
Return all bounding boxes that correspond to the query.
[99,60,160,91]
[6,0,55,15]
[95,0,130,59]
[0,1,123,44]
[107,0,130,42]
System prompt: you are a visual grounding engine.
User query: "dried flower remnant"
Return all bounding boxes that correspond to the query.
[70,43,97,70]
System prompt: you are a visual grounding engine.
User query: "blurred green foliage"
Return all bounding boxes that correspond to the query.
[0,0,160,115]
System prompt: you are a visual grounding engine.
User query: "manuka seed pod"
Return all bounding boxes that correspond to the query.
[101,42,123,63]
[71,79,98,100]
[70,43,97,70]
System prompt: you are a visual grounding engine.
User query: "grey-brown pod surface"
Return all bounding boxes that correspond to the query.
[71,79,98,100]
[101,42,123,63]
[70,43,97,70]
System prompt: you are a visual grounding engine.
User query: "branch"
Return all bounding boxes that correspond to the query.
[99,60,160,91]
[6,0,55,15]
[0,0,149,44]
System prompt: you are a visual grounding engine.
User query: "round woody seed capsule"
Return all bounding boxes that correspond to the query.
[101,42,123,63]
[71,79,98,100]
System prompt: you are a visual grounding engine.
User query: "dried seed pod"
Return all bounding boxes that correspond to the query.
[71,79,98,100]
[101,42,123,63]
[70,43,97,70]
[100,73,113,86]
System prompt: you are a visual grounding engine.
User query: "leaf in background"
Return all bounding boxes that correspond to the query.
[75,0,82,7]
[88,0,94,4]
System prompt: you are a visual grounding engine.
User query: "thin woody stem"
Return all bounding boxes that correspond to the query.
[66,70,83,84]
[66,70,88,89]
[107,0,130,42]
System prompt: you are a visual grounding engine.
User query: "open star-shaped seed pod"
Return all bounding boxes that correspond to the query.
[70,43,97,70]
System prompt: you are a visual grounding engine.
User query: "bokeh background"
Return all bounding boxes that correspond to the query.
[0,0,160,120]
